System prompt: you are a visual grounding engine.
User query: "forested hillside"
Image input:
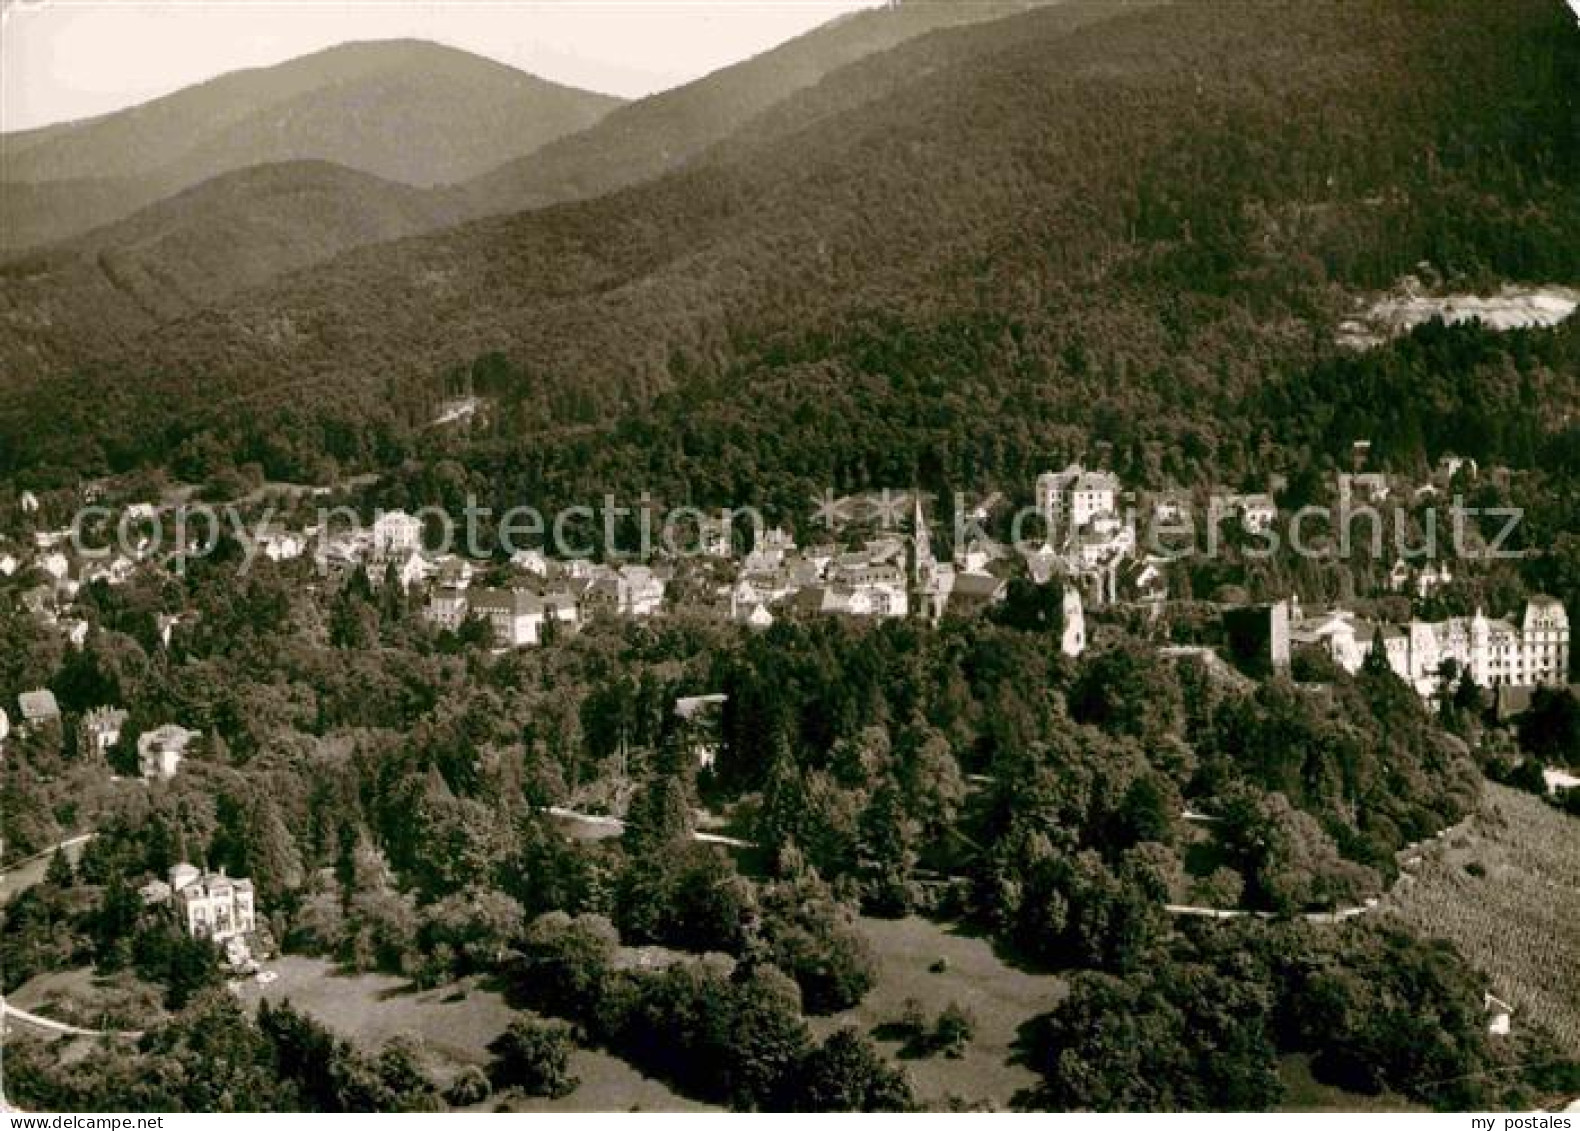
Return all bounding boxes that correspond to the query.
[0,162,467,371]
[0,1,1061,383]
[2,0,1577,499]
[458,0,1072,216]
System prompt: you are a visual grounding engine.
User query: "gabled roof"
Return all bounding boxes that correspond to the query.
[18,689,60,722]
[675,693,728,719]
[951,572,1007,600]
[470,587,543,616]
[83,705,129,730]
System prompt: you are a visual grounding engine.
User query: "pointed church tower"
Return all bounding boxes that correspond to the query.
[910,491,934,586]
[910,491,946,623]
[1060,583,1087,658]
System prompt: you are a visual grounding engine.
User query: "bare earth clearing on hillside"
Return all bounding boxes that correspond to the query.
[1339,283,1579,349]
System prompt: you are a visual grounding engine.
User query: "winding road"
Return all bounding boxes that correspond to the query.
[0,833,97,906]
[1162,813,1475,923]
[545,806,753,848]
[0,996,142,1040]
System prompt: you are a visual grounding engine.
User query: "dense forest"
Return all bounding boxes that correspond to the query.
[3,0,1577,495]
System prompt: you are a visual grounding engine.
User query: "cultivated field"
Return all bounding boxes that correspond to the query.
[812,916,1067,1111]
[1382,783,1580,1053]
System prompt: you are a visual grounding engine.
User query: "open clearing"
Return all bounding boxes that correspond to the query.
[6,967,164,1033]
[1382,783,1580,1053]
[1277,1055,1426,1112]
[1338,283,1580,349]
[812,915,1066,1110]
[233,955,713,1112]
[214,921,1063,1111]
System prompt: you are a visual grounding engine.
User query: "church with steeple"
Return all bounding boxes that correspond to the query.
[909,492,952,623]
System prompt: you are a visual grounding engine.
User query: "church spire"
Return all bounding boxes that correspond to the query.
[910,491,933,583]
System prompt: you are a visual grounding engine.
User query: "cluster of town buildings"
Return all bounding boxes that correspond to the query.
[4,453,1572,729]
[3,688,200,785]
[396,493,1088,654]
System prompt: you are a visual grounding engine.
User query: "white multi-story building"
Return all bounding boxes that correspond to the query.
[1036,464,1119,534]
[1290,597,1569,696]
[468,587,545,647]
[138,724,199,781]
[371,510,424,557]
[168,863,255,942]
[1520,596,1571,684]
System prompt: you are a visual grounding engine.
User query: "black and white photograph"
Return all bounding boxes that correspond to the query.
[0,0,1578,1118]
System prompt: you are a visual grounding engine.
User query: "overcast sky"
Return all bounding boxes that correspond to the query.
[1,0,883,133]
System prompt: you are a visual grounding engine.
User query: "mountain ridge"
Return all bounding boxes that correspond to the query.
[0,1,1068,357]
[457,0,1063,217]
[0,39,622,250]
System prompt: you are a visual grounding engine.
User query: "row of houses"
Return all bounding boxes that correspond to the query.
[396,495,1092,653]
[1031,454,1493,612]
[3,690,198,781]
[421,558,667,647]
[721,499,1031,632]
